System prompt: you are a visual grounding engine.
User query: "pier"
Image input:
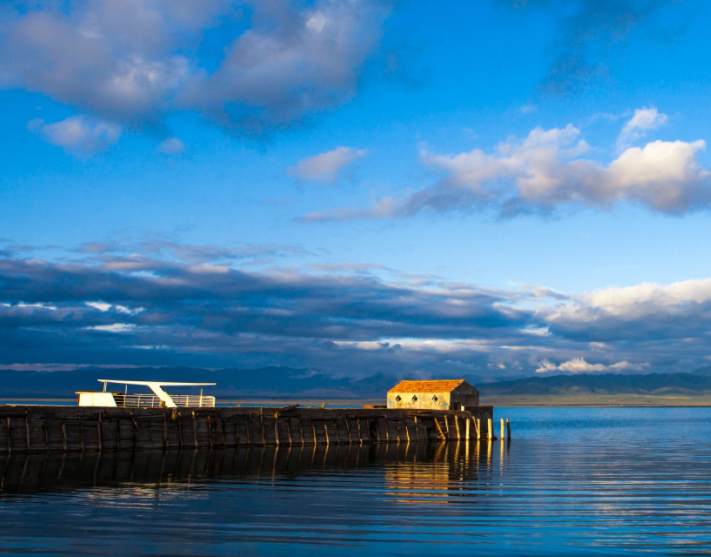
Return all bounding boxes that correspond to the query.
[0,405,495,454]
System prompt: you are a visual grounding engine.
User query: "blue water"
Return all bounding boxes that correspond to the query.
[2,407,711,556]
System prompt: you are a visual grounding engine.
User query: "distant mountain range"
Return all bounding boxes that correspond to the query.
[0,367,401,399]
[2,367,711,399]
[479,372,711,397]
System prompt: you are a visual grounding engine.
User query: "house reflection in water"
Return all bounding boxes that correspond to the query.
[383,440,496,505]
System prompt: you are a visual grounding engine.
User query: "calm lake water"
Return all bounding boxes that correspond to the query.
[2,407,711,556]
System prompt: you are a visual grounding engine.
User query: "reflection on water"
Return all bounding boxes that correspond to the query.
[3,407,711,555]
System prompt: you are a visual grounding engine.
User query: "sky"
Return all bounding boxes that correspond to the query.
[2,0,711,379]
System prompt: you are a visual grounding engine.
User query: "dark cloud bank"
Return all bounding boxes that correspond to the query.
[2,241,711,382]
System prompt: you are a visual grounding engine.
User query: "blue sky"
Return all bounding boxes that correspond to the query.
[3,0,711,378]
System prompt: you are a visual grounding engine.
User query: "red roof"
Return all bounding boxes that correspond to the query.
[387,379,466,393]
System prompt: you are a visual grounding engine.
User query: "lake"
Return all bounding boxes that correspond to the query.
[2,407,711,556]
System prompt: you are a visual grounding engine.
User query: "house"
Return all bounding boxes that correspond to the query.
[387,379,479,411]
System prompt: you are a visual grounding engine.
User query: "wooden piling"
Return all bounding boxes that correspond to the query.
[500,418,505,440]
[178,413,183,449]
[487,418,493,440]
[131,417,138,450]
[25,415,30,451]
[506,418,511,438]
[163,414,169,449]
[207,416,213,448]
[433,417,446,440]
[466,418,470,441]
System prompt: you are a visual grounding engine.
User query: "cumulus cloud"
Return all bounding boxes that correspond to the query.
[617,106,668,150]
[536,358,649,373]
[28,116,121,154]
[289,147,368,183]
[1,0,392,138]
[544,279,711,342]
[306,119,711,221]
[1,240,710,377]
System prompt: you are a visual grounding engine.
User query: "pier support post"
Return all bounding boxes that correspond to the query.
[465,418,470,441]
[500,418,505,440]
[487,418,493,441]
[506,418,511,439]
[25,415,30,451]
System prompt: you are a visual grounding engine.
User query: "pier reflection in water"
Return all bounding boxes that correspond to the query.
[5,408,711,555]
[0,441,495,498]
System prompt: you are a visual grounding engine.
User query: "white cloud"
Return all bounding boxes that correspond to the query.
[289,146,367,183]
[536,358,649,373]
[158,137,184,155]
[307,122,711,220]
[618,106,668,150]
[86,301,111,312]
[30,116,121,154]
[87,323,136,333]
[85,301,143,315]
[1,1,391,137]
[547,279,711,323]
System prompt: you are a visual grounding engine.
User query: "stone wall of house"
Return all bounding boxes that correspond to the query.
[450,384,480,410]
[387,391,452,410]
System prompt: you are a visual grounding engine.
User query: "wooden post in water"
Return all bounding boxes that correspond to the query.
[274,415,280,447]
[500,418,505,440]
[487,418,493,440]
[163,414,169,449]
[506,418,511,439]
[178,413,183,448]
[465,418,470,441]
[24,415,30,451]
[476,419,481,441]
[433,417,446,441]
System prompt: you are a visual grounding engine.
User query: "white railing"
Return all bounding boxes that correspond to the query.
[112,394,216,408]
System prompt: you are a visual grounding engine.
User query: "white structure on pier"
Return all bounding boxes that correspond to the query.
[77,379,216,408]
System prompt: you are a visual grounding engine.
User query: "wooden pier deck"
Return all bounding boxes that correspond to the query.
[0,406,495,454]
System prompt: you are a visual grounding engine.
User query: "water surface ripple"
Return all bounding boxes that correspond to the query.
[2,407,711,555]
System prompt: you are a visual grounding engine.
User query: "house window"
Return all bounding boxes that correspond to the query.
[412,395,418,402]
[395,395,402,402]
[432,395,439,403]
